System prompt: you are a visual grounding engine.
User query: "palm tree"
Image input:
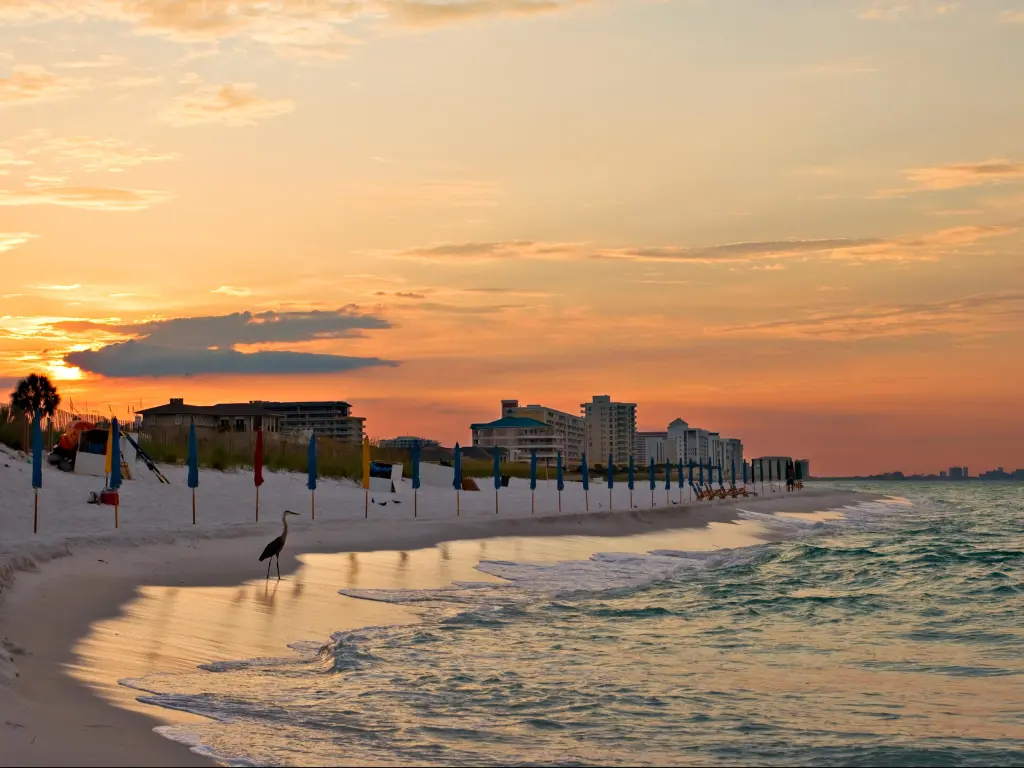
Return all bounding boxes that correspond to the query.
[10,373,61,418]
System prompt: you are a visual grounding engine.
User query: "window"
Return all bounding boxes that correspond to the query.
[174,414,182,425]
[235,418,245,432]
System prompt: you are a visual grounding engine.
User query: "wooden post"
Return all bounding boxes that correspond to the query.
[629,490,633,509]
[558,491,561,513]
[414,489,418,518]
[192,489,196,524]
[609,488,612,511]
[666,490,669,506]
[457,490,460,516]
[115,501,119,529]
[365,489,369,518]
[495,489,498,515]
[531,490,535,515]
[34,489,38,534]
[585,491,589,512]
[312,490,316,520]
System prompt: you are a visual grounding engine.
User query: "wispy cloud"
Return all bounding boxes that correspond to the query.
[721,291,1024,341]
[34,283,81,291]
[161,81,295,126]
[0,64,86,105]
[387,226,1016,266]
[1000,9,1024,22]
[875,159,1024,197]
[858,1,957,20]
[0,185,172,210]
[0,231,35,252]
[55,54,125,69]
[211,285,251,296]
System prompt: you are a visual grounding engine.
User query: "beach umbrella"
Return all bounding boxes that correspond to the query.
[718,463,723,488]
[698,458,704,488]
[768,458,773,491]
[187,421,199,524]
[307,433,317,519]
[689,460,696,501]
[556,451,564,513]
[492,446,501,514]
[529,448,537,515]
[254,429,264,521]
[664,458,671,506]
[607,453,614,510]
[677,460,684,504]
[777,459,783,490]
[628,454,635,508]
[31,408,42,534]
[453,442,462,516]
[412,440,421,517]
[581,453,589,512]
[648,456,656,506]
[362,436,371,516]
[104,423,113,486]
[730,459,736,490]
[743,460,748,485]
[109,417,122,529]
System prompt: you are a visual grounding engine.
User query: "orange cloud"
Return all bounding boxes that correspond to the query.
[388,225,1016,265]
[0,231,35,252]
[161,81,295,126]
[875,159,1024,197]
[720,291,1024,341]
[0,185,172,210]
[0,64,86,105]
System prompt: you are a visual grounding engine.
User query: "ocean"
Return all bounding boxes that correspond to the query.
[120,483,1023,766]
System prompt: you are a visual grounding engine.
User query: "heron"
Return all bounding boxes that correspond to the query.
[260,510,299,579]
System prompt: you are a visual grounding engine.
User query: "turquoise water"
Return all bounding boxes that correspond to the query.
[123,485,1023,766]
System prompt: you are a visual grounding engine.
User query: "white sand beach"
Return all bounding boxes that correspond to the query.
[0,444,877,766]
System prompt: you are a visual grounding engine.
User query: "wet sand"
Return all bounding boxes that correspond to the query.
[0,489,875,766]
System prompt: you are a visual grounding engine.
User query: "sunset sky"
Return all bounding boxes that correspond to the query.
[1,0,1022,475]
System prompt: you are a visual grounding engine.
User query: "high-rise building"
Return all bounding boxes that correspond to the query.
[950,466,964,480]
[666,418,709,465]
[636,431,668,466]
[500,399,585,464]
[722,438,744,480]
[581,395,637,467]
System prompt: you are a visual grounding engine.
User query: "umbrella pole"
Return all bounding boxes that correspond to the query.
[256,486,259,522]
[192,488,196,525]
[558,491,561,513]
[651,490,654,507]
[457,490,460,517]
[365,489,369,517]
[531,490,535,515]
[629,490,633,508]
[495,489,498,515]
[414,489,418,518]
[609,488,612,511]
[34,489,38,534]
[115,501,119,530]
[585,491,588,512]
[312,490,316,520]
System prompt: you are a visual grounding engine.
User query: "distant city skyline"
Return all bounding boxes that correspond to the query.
[2,2,1022,477]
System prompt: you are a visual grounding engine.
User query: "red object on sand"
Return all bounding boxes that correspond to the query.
[100,490,119,506]
[254,429,264,487]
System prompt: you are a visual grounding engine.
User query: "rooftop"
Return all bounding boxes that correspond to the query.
[470,416,550,430]
[138,399,275,417]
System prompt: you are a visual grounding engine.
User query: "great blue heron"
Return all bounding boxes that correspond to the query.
[260,510,299,579]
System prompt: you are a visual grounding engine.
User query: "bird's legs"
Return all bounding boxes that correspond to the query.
[276,555,281,580]
[266,558,272,579]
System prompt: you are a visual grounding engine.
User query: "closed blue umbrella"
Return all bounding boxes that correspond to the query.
[412,440,421,517]
[648,457,656,506]
[607,453,614,510]
[187,421,198,524]
[718,463,723,487]
[677,460,684,500]
[492,446,501,514]
[453,442,462,516]
[664,459,671,490]
[699,458,704,487]
[627,454,635,508]
[31,409,42,534]
[689,460,696,501]
[556,451,564,513]
[581,452,590,511]
[307,433,317,518]
[529,449,538,515]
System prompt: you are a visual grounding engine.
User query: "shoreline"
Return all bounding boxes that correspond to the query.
[0,488,876,767]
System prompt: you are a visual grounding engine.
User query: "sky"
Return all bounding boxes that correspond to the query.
[1,0,1022,476]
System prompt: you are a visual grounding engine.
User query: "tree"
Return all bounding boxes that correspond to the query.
[10,373,61,418]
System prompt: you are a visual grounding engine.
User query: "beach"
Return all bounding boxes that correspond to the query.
[0,444,874,766]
